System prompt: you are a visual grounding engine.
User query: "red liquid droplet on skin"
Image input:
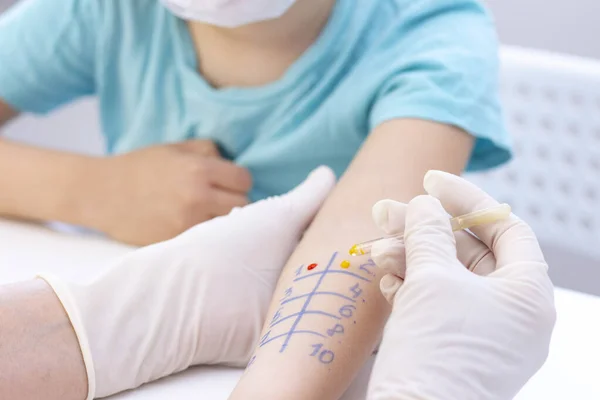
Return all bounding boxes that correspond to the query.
[307,263,318,271]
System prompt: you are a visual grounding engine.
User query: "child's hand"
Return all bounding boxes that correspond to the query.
[38,167,335,399]
[86,140,252,245]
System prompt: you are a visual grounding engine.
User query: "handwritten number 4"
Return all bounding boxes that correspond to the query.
[349,283,362,299]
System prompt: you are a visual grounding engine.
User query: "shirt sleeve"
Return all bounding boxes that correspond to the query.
[368,0,511,172]
[0,0,98,114]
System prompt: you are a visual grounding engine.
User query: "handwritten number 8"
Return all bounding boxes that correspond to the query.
[327,324,345,337]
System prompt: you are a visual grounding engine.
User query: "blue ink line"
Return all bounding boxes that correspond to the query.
[281,291,356,306]
[293,270,372,283]
[279,252,337,353]
[270,310,341,328]
[260,330,326,348]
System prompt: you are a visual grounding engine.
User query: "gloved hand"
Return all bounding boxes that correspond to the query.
[367,171,556,400]
[38,166,336,400]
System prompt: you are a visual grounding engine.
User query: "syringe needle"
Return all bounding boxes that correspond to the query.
[349,203,512,256]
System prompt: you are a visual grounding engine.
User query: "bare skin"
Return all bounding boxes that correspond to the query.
[0,138,251,245]
[0,98,18,125]
[0,0,332,247]
[187,0,336,88]
[0,280,87,400]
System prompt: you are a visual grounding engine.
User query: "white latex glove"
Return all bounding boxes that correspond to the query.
[367,171,556,400]
[39,166,336,400]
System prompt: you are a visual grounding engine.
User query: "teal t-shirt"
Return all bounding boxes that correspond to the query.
[0,0,510,201]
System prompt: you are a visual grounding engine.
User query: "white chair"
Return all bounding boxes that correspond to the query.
[466,46,600,294]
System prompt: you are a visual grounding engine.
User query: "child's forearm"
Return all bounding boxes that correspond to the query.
[0,98,19,126]
[0,139,101,225]
[229,120,474,400]
[230,200,389,399]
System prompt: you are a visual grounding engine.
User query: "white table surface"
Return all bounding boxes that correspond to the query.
[1,218,599,399]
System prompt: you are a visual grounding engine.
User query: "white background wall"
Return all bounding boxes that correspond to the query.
[1,0,598,58]
[484,0,600,59]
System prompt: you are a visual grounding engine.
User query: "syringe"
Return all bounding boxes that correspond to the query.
[349,203,512,256]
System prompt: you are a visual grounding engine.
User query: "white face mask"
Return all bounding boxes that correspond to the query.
[160,0,298,27]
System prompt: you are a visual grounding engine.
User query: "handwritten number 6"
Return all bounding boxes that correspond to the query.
[339,305,356,318]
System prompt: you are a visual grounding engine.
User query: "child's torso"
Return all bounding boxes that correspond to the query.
[97,0,400,200]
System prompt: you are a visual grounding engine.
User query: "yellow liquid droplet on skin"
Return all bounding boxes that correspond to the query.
[340,260,351,269]
[349,244,365,257]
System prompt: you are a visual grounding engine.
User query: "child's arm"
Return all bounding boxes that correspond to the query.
[229,119,474,400]
[0,98,18,126]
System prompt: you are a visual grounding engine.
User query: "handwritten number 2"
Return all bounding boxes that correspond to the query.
[359,259,376,276]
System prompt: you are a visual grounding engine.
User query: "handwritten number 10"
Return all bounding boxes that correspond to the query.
[310,344,335,364]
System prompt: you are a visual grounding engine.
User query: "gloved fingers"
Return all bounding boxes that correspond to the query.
[371,237,406,277]
[370,197,496,277]
[455,230,497,276]
[372,230,495,278]
[379,274,404,305]
[490,264,557,333]
[423,170,547,268]
[404,195,460,274]
[372,199,407,235]
[372,231,495,276]
[371,200,407,278]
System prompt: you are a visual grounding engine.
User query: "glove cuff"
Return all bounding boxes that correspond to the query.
[37,274,96,400]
